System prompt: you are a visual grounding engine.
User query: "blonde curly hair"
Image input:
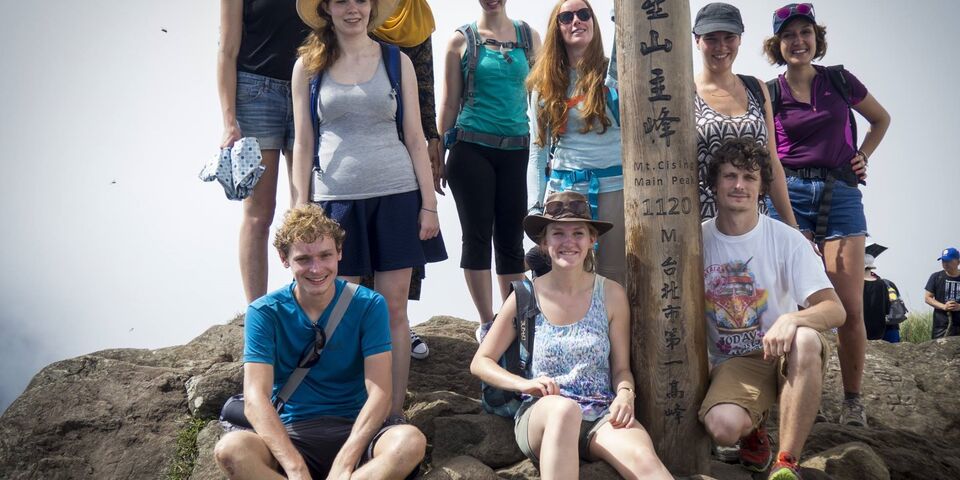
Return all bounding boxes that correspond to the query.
[273,204,345,257]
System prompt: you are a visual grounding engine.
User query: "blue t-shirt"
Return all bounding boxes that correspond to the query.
[244,279,391,424]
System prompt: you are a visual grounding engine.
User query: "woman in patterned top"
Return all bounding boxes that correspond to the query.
[471,191,671,479]
[692,3,796,225]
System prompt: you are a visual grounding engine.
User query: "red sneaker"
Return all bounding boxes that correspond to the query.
[768,452,802,480]
[739,423,773,472]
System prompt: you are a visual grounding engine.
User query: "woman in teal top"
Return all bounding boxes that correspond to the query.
[438,0,541,331]
[526,0,624,285]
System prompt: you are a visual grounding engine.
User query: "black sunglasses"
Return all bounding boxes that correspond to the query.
[558,8,592,25]
[298,328,328,368]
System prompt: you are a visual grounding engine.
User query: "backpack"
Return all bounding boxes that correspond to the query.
[457,21,534,108]
[765,65,858,148]
[737,74,767,114]
[882,279,908,325]
[481,278,538,418]
[309,42,404,168]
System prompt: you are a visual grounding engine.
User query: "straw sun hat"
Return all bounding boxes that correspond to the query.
[297,0,399,31]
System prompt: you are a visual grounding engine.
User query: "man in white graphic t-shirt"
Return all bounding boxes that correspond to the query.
[697,139,845,480]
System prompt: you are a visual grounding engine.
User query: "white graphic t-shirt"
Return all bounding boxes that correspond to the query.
[702,215,833,365]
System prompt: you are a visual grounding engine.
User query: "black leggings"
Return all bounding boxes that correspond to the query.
[446,141,527,274]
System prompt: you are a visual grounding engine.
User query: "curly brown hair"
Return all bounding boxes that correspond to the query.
[273,204,345,258]
[526,0,610,148]
[706,138,773,195]
[763,19,827,66]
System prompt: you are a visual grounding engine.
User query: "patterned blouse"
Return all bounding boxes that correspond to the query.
[695,85,769,220]
[529,275,614,421]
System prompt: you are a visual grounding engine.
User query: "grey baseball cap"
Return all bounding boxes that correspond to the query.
[693,3,745,35]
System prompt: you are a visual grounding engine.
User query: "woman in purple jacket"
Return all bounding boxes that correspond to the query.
[763,3,890,429]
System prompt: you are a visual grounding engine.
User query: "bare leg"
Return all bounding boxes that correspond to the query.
[702,403,753,447]
[214,431,284,480]
[589,420,672,480]
[778,327,823,455]
[353,425,426,480]
[822,235,866,394]
[522,396,582,480]
[497,273,527,303]
[239,149,281,303]
[375,268,414,416]
[464,269,495,325]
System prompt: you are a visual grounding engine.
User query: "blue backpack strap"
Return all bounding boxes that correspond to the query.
[605,86,620,127]
[457,23,480,108]
[309,73,323,170]
[379,42,405,143]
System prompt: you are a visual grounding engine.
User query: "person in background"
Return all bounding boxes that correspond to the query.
[764,2,891,428]
[369,0,442,361]
[862,254,902,343]
[438,0,541,340]
[291,0,446,420]
[472,191,672,480]
[925,247,960,338]
[525,0,626,286]
[217,0,310,304]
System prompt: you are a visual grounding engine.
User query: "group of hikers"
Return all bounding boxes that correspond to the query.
[209,0,910,479]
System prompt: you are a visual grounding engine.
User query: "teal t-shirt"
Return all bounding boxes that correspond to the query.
[455,21,530,148]
[244,280,391,424]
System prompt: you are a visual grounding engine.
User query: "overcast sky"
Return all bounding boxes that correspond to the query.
[1,0,956,412]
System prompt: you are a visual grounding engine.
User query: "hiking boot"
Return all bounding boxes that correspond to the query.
[712,442,740,463]
[739,423,773,472]
[410,330,429,360]
[839,397,868,427]
[476,320,493,344]
[768,452,802,480]
[384,414,408,427]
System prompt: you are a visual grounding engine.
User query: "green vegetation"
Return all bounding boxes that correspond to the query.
[166,416,208,480]
[900,311,933,344]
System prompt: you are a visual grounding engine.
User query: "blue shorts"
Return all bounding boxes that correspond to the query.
[765,176,868,240]
[320,191,447,276]
[235,71,295,151]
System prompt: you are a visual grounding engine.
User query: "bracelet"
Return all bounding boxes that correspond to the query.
[421,207,438,213]
[856,150,869,163]
[617,386,635,394]
[792,224,801,231]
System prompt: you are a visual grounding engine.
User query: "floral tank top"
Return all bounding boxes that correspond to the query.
[695,85,769,220]
[530,275,614,421]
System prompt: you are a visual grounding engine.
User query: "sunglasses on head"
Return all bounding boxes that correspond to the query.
[775,3,814,20]
[558,8,592,25]
[544,199,590,217]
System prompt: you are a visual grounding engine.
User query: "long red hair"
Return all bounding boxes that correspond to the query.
[526,0,610,148]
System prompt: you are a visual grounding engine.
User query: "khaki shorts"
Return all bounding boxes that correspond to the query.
[697,330,831,428]
[514,399,611,464]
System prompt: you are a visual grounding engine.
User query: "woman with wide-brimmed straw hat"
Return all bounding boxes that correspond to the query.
[217,0,311,304]
[471,191,672,480]
[290,0,447,428]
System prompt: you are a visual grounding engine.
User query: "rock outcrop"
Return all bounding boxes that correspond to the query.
[1,315,957,479]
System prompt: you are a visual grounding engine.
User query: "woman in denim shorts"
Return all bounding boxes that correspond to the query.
[763,3,890,427]
[472,191,671,480]
[218,0,310,303]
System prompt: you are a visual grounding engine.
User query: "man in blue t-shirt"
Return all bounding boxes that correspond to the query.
[214,204,425,480]
[925,247,960,338]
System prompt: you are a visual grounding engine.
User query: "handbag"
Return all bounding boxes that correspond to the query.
[219,282,358,430]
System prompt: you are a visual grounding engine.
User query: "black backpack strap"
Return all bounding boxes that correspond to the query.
[516,20,534,67]
[379,42,405,142]
[309,73,324,171]
[457,24,480,108]
[825,64,858,150]
[737,74,766,115]
[274,282,358,411]
[765,77,781,116]
[511,279,537,373]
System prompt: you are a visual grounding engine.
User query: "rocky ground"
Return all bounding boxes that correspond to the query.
[1,315,958,479]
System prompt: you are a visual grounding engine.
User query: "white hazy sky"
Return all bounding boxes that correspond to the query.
[1,0,957,412]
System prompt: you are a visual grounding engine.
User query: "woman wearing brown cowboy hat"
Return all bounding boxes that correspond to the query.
[471,191,671,479]
[290,0,446,424]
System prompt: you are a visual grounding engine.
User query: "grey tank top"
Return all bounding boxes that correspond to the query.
[313,59,418,200]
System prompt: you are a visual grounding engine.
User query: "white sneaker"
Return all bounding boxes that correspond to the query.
[410,329,429,360]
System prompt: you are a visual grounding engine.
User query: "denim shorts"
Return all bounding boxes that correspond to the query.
[235,71,295,151]
[765,176,868,240]
[320,190,447,276]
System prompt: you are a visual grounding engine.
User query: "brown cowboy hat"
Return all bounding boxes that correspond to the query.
[297,0,399,32]
[523,191,614,242]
